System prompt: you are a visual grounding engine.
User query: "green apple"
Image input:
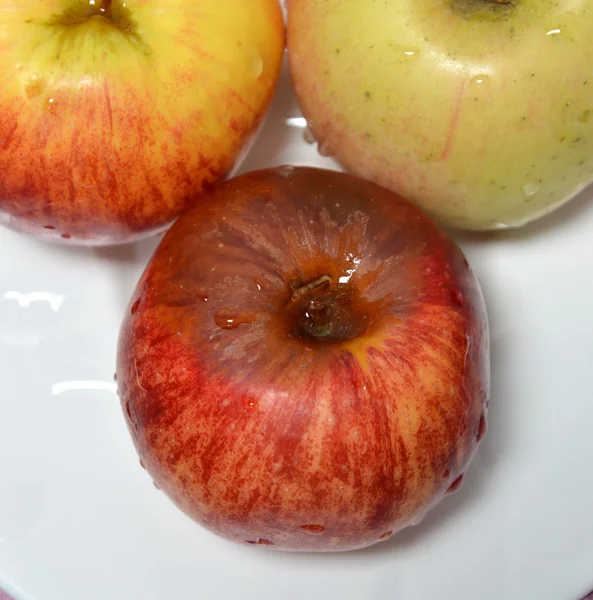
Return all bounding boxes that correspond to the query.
[0,0,284,244]
[288,0,593,230]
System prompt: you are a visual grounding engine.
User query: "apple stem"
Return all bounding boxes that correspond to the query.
[291,275,332,302]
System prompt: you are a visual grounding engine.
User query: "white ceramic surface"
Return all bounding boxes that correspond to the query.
[2,57,593,600]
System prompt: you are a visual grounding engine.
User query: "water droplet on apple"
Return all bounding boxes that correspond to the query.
[446,474,464,494]
[113,372,117,381]
[477,414,487,441]
[245,538,274,546]
[303,126,316,144]
[139,459,145,470]
[522,180,540,198]
[299,524,325,535]
[256,538,273,545]
[250,51,264,79]
[214,308,257,329]
[379,531,393,541]
[197,288,208,302]
[470,74,490,86]
[153,480,160,490]
[390,44,419,60]
[242,396,258,411]
[450,289,463,307]
[402,48,419,59]
[215,309,239,329]
[317,140,332,157]
[253,277,266,291]
[130,298,141,315]
[60,233,71,239]
[124,399,132,421]
[43,225,55,230]
[46,97,57,114]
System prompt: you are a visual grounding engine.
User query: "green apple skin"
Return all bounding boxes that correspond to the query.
[288,0,593,230]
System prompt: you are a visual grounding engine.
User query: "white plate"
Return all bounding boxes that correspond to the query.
[2,56,593,600]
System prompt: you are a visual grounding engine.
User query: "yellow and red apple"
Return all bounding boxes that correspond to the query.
[116,167,490,552]
[0,0,284,243]
[288,0,593,230]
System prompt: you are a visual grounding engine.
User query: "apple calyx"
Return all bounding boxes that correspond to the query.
[288,275,370,343]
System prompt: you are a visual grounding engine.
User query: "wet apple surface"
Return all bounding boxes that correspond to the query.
[0,0,284,243]
[288,0,593,230]
[117,166,490,551]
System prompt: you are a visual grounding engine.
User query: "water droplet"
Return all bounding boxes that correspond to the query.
[477,414,487,441]
[60,233,71,239]
[450,289,463,307]
[242,395,258,411]
[124,399,132,421]
[303,126,316,144]
[153,480,160,490]
[546,27,562,37]
[379,531,393,541]
[253,277,266,291]
[139,460,145,470]
[214,308,256,329]
[317,140,332,157]
[43,225,55,230]
[391,43,420,59]
[46,97,57,114]
[470,74,490,86]
[215,309,239,329]
[245,538,274,546]
[197,288,209,302]
[249,51,264,79]
[299,524,325,535]
[446,474,464,494]
[402,48,419,58]
[130,298,141,315]
[522,180,540,197]
[113,372,117,381]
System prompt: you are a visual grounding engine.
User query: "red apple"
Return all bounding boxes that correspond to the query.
[116,166,490,551]
[0,0,284,244]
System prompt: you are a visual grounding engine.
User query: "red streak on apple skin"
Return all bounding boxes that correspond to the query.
[117,167,490,551]
[0,82,237,243]
[440,81,467,161]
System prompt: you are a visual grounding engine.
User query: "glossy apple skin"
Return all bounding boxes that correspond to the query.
[288,0,593,230]
[116,166,490,551]
[0,0,284,244]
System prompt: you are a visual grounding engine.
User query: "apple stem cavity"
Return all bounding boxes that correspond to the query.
[291,275,332,302]
[449,0,514,18]
[287,275,372,344]
[98,0,112,18]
